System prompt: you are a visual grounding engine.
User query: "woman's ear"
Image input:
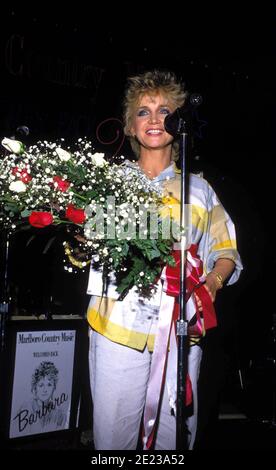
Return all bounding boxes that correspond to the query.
[129,125,135,137]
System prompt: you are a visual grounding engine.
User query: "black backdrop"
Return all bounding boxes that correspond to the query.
[0,5,275,442]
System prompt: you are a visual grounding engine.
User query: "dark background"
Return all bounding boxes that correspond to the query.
[0,4,275,446]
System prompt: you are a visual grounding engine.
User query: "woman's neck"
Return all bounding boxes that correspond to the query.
[138,149,172,179]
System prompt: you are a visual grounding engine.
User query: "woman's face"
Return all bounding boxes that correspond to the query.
[130,93,175,151]
[35,377,55,402]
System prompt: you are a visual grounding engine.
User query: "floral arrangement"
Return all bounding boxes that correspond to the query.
[0,137,107,230]
[0,137,178,298]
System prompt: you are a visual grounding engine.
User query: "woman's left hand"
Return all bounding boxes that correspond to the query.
[194,259,235,312]
[194,276,220,311]
[203,274,221,302]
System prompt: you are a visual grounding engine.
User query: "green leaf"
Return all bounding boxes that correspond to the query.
[20,209,32,217]
[4,203,20,213]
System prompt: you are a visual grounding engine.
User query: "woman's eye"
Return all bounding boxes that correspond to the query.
[137,109,149,117]
[160,108,170,115]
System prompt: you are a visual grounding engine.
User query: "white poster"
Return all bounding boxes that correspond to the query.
[9,329,76,438]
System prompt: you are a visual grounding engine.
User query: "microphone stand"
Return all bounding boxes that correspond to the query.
[174,113,190,450]
[0,230,10,352]
[164,96,202,449]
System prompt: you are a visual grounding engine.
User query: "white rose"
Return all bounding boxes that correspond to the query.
[9,181,27,192]
[1,138,25,155]
[55,147,71,161]
[91,152,106,167]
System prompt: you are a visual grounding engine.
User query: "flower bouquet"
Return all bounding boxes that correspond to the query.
[0,137,178,298]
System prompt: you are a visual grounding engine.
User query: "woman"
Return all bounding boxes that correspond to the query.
[12,361,67,436]
[87,70,242,450]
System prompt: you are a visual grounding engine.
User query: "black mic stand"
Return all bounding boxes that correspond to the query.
[0,128,29,350]
[269,313,276,427]
[174,112,189,450]
[0,230,10,353]
[164,96,202,449]
[164,108,190,449]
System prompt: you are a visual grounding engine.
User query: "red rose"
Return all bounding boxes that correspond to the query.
[12,166,32,183]
[65,204,86,224]
[53,176,70,192]
[29,211,54,228]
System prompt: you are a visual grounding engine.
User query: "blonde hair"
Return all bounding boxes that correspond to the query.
[123,70,187,160]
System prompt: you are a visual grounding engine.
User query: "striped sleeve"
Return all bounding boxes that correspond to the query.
[202,181,243,285]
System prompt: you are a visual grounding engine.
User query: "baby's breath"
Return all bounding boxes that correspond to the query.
[0,137,177,298]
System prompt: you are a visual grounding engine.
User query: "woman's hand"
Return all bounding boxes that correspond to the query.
[203,274,221,302]
[194,280,216,312]
[194,259,235,311]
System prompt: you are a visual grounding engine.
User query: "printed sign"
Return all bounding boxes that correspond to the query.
[4,322,83,439]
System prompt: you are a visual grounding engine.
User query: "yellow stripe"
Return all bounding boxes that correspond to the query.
[161,199,208,233]
[212,239,237,251]
[192,206,208,233]
[87,307,148,351]
[162,177,210,233]
[147,333,155,352]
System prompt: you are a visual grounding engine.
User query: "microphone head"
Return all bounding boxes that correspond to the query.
[16,125,30,136]
[164,108,183,136]
[164,93,203,136]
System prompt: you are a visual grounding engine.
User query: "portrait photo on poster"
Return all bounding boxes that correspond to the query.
[3,321,83,439]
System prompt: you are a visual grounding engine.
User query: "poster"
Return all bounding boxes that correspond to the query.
[9,328,76,438]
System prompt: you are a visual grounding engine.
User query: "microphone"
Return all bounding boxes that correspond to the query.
[16,125,30,137]
[164,93,203,136]
[8,126,30,142]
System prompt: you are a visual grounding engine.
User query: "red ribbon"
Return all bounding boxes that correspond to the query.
[165,244,217,331]
[143,245,217,449]
[164,244,217,409]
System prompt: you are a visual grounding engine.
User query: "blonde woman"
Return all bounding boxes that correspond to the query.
[87,70,242,450]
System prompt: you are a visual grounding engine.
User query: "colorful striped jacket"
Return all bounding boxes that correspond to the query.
[87,161,242,351]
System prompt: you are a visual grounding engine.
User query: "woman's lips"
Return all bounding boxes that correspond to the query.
[145,129,163,135]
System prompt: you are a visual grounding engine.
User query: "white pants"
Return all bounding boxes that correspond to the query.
[89,329,202,450]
